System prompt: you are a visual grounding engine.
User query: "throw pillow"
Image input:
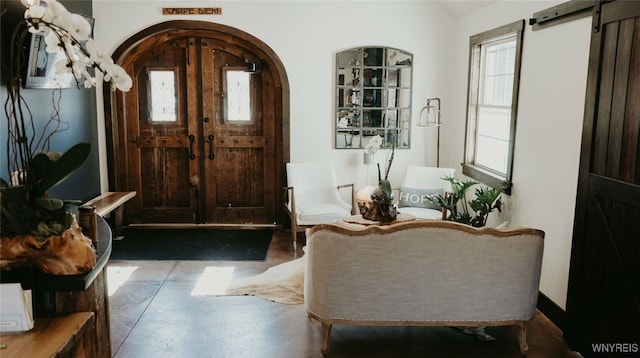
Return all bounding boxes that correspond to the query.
[398,186,444,210]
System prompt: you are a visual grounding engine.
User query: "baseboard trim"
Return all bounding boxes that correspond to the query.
[537,292,565,331]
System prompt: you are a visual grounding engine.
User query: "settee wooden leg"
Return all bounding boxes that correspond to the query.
[517,322,529,355]
[321,322,332,354]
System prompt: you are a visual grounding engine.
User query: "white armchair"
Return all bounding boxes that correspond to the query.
[396,166,455,219]
[284,162,354,250]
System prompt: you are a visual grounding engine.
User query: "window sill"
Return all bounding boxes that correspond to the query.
[462,164,512,195]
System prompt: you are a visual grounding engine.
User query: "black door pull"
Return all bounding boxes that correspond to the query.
[188,135,196,160]
[208,134,215,159]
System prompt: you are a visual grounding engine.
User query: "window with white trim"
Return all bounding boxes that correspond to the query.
[463,20,524,192]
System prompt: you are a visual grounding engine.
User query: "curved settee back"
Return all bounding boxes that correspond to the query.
[304,220,545,354]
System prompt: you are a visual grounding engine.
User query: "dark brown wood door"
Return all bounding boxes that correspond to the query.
[199,38,275,224]
[121,33,276,225]
[565,1,640,354]
[126,38,198,223]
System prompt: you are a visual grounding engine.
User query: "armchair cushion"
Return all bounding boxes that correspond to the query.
[296,202,352,225]
[398,186,443,210]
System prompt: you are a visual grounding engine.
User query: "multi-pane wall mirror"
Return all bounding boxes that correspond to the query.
[335,47,413,149]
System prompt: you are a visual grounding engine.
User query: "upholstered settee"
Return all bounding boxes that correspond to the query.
[304,220,545,355]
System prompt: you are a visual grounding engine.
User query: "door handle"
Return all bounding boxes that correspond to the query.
[207,134,215,159]
[188,135,196,160]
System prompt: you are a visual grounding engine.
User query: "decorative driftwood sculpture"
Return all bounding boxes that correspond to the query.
[361,185,398,223]
[0,222,97,275]
[361,200,398,223]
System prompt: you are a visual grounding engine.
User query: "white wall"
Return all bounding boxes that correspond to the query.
[92,0,457,190]
[445,1,591,309]
[92,0,592,309]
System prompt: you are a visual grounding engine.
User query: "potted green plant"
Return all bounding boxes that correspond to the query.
[0,0,131,274]
[427,176,509,228]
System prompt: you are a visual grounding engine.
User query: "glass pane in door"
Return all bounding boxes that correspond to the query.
[149,69,177,122]
[225,70,251,122]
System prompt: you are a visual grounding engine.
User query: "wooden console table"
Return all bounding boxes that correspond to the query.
[0,312,94,357]
[1,216,113,357]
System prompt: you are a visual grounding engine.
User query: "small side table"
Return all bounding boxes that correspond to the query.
[343,213,415,226]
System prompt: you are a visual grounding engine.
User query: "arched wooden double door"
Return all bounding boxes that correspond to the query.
[106,21,288,225]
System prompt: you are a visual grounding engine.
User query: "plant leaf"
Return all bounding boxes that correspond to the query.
[378,179,394,201]
[34,197,65,211]
[38,143,90,192]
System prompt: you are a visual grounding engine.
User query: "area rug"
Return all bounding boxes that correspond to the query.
[110,228,272,261]
[220,257,305,304]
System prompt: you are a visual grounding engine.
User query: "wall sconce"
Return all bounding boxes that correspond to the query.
[416,97,442,167]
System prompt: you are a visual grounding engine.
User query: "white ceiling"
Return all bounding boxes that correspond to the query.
[438,1,497,17]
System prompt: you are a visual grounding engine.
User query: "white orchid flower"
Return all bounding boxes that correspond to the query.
[48,1,71,28]
[60,35,75,54]
[110,66,133,92]
[100,60,115,82]
[21,0,41,7]
[45,152,63,161]
[85,39,99,60]
[22,0,132,92]
[53,58,70,75]
[83,75,97,89]
[85,39,110,68]
[365,135,383,154]
[67,13,91,42]
[40,1,63,24]
[337,118,349,128]
[72,59,87,79]
[24,5,45,21]
[44,30,62,53]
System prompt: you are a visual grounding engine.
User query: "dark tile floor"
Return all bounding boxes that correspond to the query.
[107,229,582,358]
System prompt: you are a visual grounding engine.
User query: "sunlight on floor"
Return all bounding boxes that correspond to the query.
[191,266,235,296]
[106,266,138,296]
